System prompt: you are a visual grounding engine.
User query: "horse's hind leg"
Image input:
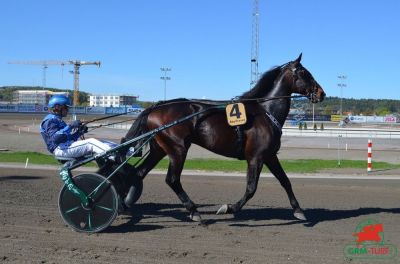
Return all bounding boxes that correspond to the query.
[265,154,306,220]
[217,158,263,214]
[165,150,202,222]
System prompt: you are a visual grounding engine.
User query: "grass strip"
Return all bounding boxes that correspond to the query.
[1,151,399,173]
[153,158,400,173]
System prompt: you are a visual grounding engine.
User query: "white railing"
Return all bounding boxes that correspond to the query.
[282,127,400,139]
[98,120,400,139]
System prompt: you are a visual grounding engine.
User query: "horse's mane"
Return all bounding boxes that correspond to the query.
[152,98,189,107]
[240,64,287,99]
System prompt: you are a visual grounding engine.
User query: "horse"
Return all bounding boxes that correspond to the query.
[121,54,325,222]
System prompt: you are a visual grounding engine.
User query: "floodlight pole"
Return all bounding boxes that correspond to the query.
[337,75,347,119]
[337,75,347,167]
[160,67,171,101]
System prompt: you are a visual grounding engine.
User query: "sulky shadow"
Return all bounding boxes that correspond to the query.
[105,202,213,233]
[0,175,44,181]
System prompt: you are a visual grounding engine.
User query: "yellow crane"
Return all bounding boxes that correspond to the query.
[8,60,101,106]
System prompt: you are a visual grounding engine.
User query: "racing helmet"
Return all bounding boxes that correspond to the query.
[48,95,71,108]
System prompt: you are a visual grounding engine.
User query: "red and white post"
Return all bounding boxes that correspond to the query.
[367,139,372,172]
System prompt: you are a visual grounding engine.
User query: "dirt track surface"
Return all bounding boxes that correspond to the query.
[1,167,399,264]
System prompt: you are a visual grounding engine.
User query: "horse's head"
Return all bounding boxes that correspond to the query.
[285,53,326,103]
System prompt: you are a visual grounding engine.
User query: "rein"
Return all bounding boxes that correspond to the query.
[82,112,131,126]
[81,94,309,133]
[86,118,137,131]
[145,94,308,111]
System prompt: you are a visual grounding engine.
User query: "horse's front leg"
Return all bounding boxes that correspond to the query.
[165,152,202,222]
[217,158,263,215]
[265,154,306,220]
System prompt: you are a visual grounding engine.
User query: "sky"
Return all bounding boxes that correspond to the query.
[0,0,399,102]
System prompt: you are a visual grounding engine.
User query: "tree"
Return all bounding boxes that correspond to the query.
[323,105,333,115]
[375,107,390,116]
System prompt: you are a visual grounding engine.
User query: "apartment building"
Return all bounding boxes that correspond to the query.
[13,90,69,104]
[89,95,138,107]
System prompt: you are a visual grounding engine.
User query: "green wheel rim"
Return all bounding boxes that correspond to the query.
[58,173,118,233]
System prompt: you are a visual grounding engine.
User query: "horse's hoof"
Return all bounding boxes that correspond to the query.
[190,211,202,222]
[216,204,229,215]
[294,211,307,221]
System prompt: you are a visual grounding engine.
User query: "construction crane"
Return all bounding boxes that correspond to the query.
[68,60,101,106]
[8,60,101,106]
[8,60,67,88]
[250,0,260,87]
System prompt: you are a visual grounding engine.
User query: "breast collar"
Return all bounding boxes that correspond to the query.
[265,111,282,133]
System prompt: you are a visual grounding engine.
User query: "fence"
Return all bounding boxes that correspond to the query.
[0,104,144,115]
[282,127,400,139]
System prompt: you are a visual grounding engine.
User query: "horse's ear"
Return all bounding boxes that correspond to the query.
[294,53,302,65]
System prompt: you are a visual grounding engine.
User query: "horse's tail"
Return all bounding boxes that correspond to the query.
[120,98,191,153]
[121,107,152,147]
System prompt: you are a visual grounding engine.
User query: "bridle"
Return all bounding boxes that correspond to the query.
[289,64,319,102]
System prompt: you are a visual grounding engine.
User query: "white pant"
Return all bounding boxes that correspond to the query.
[53,138,115,159]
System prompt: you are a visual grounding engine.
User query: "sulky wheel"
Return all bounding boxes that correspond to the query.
[58,173,118,233]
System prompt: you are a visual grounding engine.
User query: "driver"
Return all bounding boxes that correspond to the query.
[40,95,114,159]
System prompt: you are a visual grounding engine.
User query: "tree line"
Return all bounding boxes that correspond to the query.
[291,97,400,116]
[314,97,400,116]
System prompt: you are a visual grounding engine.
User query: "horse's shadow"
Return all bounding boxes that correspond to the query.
[106,203,400,232]
[104,203,191,233]
[214,207,400,227]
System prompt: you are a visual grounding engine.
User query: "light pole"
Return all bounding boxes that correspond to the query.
[160,67,171,101]
[337,75,347,119]
[312,103,315,126]
[337,75,347,167]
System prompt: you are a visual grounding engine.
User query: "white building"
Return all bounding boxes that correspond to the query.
[13,90,69,104]
[89,95,138,107]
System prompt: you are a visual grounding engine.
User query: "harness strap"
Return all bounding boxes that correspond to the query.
[265,111,282,133]
[234,126,245,158]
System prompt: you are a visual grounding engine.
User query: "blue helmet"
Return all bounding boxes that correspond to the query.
[48,95,71,108]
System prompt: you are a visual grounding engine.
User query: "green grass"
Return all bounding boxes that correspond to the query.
[153,158,400,173]
[0,151,97,166]
[1,151,399,173]
[0,151,60,165]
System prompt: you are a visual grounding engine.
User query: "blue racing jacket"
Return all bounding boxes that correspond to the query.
[39,113,81,153]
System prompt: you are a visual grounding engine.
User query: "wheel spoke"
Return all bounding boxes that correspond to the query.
[95,205,114,212]
[65,206,80,214]
[88,212,92,230]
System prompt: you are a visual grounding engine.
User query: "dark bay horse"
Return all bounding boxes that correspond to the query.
[122,54,325,222]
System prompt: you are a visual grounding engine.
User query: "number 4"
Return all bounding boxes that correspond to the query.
[230,104,242,119]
